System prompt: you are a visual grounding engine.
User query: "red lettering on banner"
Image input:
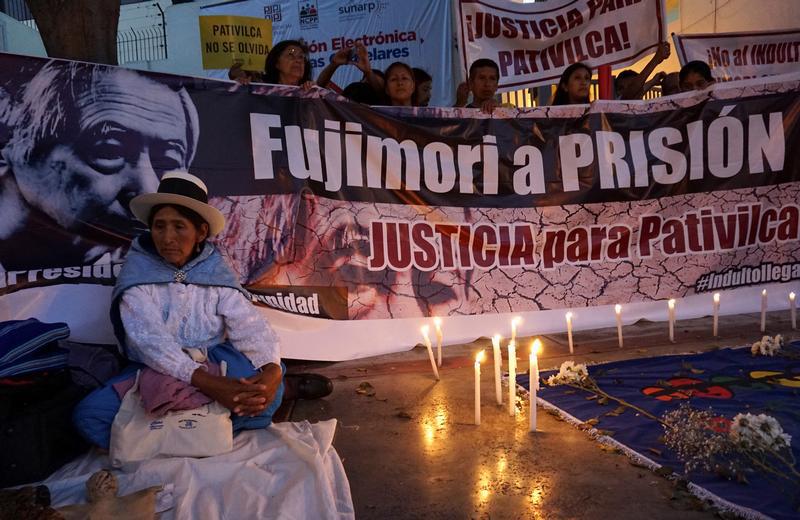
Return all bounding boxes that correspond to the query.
[412,223,437,270]
[586,30,603,58]
[636,204,800,259]
[714,214,738,249]
[499,25,635,76]
[369,221,387,269]
[368,221,537,271]
[777,207,800,241]
[473,224,497,268]
[435,224,459,269]
[514,50,531,75]
[501,17,518,39]
[758,208,778,243]
[541,225,632,269]
[510,225,536,266]
[386,222,412,270]
[470,10,583,41]
[587,0,643,20]
[638,215,662,257]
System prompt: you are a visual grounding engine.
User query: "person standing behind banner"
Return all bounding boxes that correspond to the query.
[383,62,416,107]
[316,42,384,97]
[551,62,592,105]
[0,61,200,271]
[455,59,517,114]
[412,68,433,107]
[455,58,505,113]
[679,60,716,91]
[660,72,682,96]
[615,42,671,100]
[231,40,314,90]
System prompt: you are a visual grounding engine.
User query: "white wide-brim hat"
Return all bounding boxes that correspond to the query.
[129,171,225,236]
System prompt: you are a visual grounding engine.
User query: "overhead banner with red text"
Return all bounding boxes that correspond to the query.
[1,52,799,358]
[674,29,800,83]
[456,0,667,91]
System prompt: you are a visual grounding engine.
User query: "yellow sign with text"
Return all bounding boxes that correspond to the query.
[199,15,272,71]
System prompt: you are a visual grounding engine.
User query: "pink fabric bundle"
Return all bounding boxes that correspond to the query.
[112,363,221,416]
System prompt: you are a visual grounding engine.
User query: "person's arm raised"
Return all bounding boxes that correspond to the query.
[619,41,671,100]
[354,42,383,93]
[316,47,352,88]
[454,81,470,107]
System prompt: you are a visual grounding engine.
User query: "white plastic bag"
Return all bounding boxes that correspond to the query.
[109,364,233,467]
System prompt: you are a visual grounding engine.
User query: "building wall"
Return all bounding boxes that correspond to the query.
[622,0,800,78]
[0,10,44,56]
[123,0,224,76]
[679,0,800,34]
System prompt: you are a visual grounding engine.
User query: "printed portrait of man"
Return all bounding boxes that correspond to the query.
[0,60,200,270]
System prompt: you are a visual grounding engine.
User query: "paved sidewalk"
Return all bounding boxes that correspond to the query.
[291,311,797,519]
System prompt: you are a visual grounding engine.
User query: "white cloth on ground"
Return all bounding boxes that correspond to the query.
[120,283,281,382]
[43,419,354,520]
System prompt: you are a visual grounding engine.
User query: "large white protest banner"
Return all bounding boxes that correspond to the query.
[457,0,667,91]
[674,29,800,83]
[2,52,799,360]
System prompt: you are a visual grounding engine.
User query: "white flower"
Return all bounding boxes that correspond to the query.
[546,360,589,385]
[751,335,783,356]
[730,413,792,451]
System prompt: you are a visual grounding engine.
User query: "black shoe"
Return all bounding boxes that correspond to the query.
[285,373,333,400]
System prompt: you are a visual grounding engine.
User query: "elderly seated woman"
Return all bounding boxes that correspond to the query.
[73,171,332,449]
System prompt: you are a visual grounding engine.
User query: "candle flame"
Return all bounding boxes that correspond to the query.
[531,338,542,355]
[476,350,485,363]
[421,325,429,337]
[433,317,442,328]
[668,299,675,309]
[512,316,521,327]
[791,292,796,301]
[762,289,767,296]
[614,304,621,314]
[713,292,720,303]
[565,311,573,320]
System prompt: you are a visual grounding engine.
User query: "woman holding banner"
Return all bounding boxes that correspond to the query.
[231,39,314,89]
[384,62,416,106]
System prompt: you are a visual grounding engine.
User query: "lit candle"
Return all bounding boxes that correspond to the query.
[433,317,443,367]
[614,305,623,349]
[712,293,720,337]
[492,334,503,405]
[668,299,676,343]
[790,292,797,330]
[420,326,440,381]
[529,339,541,432]
[761,289,767,333]
[565,312,574,354]
[508,340,516,416]
[475,350,484,426]
[510,316,522,344]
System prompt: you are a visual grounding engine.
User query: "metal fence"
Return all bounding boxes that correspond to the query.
[501,80,663,108]
[0,0,36,29]
[0,0,167,64]
[117,24,167,63]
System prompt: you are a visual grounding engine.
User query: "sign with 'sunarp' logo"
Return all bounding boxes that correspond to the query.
[199,15,272,71]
